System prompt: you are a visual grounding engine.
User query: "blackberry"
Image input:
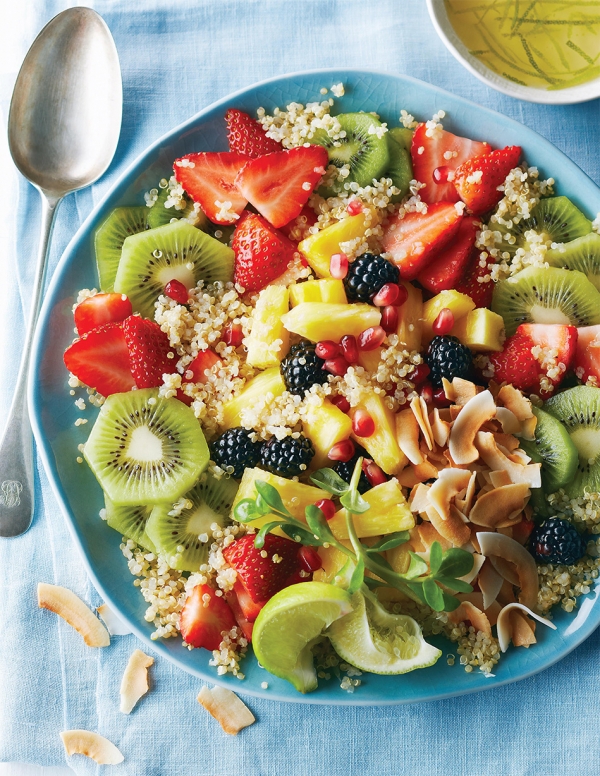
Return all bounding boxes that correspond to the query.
[280,341,327,396]
[334,443,372,494]
[210,427,263,479]
[425,335,473,388]
[529,517,587,566]
[344,253,400,303]
[260,434,315,478]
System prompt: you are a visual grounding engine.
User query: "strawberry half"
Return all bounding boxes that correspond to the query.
[489,330,540,393]
[225,108,282,158]
[63,323,136,397]
[453,145,521,215]
[186,348,222,383]
[417,216,480,293]
[235,146,329,228]
[381,202,463,279]
[225,580,265,642]
[279,204,318,243]
[174,152,248,225]
[574,324,600,385]
[411,123,491,204]
[455,249,495,309]
[74,293,132,336]
[222,533,308,604]
[232,211,297,292]
[519,323,577,394]
[122,316,176,389]
[179,584,237,651]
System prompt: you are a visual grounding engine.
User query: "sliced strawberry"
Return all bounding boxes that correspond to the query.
[174,152,248,225]
[232,211,297,292]
[489,330,540,393]
[186,349,222,383]
[235,146,329,228]
[382,202,463,280]
[225,588,255,642]
[122,316,176,389]
[179,584,236,651]
[455,249,495,309]
[222,533,308,604]
[63,323,136,397]
[519,323,577,392]
[279,204,318,242]
[411,123,491,204]
[225,108,282,158]
[74,293,132,336]
[573,324,600,384]
[417,216,480,292]
[453,146,521,215]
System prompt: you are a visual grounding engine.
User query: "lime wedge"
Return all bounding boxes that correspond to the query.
[326,589,441,675]
[252,582,353,693]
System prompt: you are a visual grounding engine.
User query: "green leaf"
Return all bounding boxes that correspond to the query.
[347,556,365,595]
[366,531,410,552]
[423,578,445,611]
[280,523,322,546]
[254,521,286,549]
[339,488,370,514]
[233,499,263,523]
[429,541,443,575]
[438,548,474,579]
[363,577,386,590]
[365,553,395,574]
[305,505,336,543]
[254,481,291,516]
[309,468,350,496]
[404,552,429,580]
[435,576,473,593]
[404,580,427,604]
[441,591,461,612]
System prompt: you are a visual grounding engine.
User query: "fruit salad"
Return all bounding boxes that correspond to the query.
[64,89,600,694]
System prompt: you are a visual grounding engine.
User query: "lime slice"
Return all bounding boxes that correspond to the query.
[326,589,441,675]
[252,582,353,693]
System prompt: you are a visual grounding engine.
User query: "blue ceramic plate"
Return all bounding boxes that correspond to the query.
[29,69,600,705]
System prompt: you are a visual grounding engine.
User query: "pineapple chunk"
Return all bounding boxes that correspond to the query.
[349,390,407,475]
[289,278,347,306]
[281,303,380,342]
[221,368,285,429]
[451,307,505,352]
[302,400,353,469]
[245,286,290,369]
[386,542,411,574]
[422,290,475,344]
[298,213,370,277]
[328,480,414,540]
[397,281,423,351]
[358,348,381,373]
[314,541,352,583]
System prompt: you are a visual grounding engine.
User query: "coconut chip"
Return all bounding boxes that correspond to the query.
[396,408,424,464]
[60,730,123,765]
[408,483,431,515]
[496,603,556,652]
[478,560,504,610]
[410,396,434,450]
[494,406,521,435]
[428,468,472,521]
[197,685,256,735]
[497,384,534,421]
[425,503,471,547]
[469,483,530,528]
[475,431,541,488]
[97,602,132,636]
[417,520,452,551]
[430,407,451,447]
[447,600,492,636]
[455,472,477,516]
[476,531,539,610]
[490,555,521,586]
[449,390,497,465]
[38,583,109,647]
[120,649,154,714]
[444,377,479,406]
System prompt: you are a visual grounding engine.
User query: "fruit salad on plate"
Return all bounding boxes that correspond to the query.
[64,88,600,694]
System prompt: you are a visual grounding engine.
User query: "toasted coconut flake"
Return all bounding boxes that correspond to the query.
[469,483,530,528]
[449,405,462,421]
[475,431,541,488]
[60,730,123,764]
[479,560,504,610]
[488,470,512,488]
[442,377,455,401]
[495,407,521,435]
[97,603,132,636]
[120,649,154,714]
[408,526,426,552]
[418,521,451,551]
[450,377,479,406]
[519,415,537,441]
[410,396,434,450]
[477,531,539,610]
[447,600,492,635]
[456,593,502,626]
[490,556,520,586]
[408,483,431,514]
[429,468,472,521]
[496,603,556,652]
[396,408,424,465]
[38,583,109,647]
[449,390,496,465]
[430,408,451,447]
[494,433,520,452]
[497,384,534,421]
[400,459,438,487]
[460,552,486,584]
[455,472,477,516]
[198,685,255,735]
[426,504,471,547]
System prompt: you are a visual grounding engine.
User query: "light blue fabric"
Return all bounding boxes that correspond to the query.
[2,1,600,774]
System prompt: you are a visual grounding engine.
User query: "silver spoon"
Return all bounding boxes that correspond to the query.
[1,7,122,537]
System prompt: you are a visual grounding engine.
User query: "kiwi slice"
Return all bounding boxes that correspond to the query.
[104,496,156,553]
[492,266,600,336]
[309,112,390,188]
[546,232,600,291]
[386,128,413,202]
[146,474,239,571]
[94,206,149,292]
[544,386,600,498]
[84,388,209,506]
[519,406,579,494]
[114,220,234,319]
[147,184,208,230]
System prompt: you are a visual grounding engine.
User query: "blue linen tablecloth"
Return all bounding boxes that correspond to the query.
[2,1,600,774]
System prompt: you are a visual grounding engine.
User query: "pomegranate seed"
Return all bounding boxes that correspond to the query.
[381,305,399,333]
[316,340,340,359]
[432,307,455,336]
[411,364,430,385]
[372,283,400,307]
[433,388,452,407]
[395,284,409,307]
[352,409,375,438]
[327,439,355,462]
[315,498,336,521]
[324,357,350,376]
[341,335,359,364]
[346,198,363,216]
[330,252,349,279]
[433,165,450,184]
[358,326,386,352]
[363,461,387,487]
[222,322,244,347]
[298,545,323,573]
[420,381,434,405]
[330,394,351,414]
[164,279,189,304]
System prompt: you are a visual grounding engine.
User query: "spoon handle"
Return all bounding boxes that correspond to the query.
[0,193,61,537]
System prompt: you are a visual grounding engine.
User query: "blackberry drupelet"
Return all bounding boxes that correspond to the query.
[529,517,587,566]
[260,434,315,478]
[425,335,473,388]
[280,341,327,396]
[343,253,400,303]
[333,443,373,494]
[210,427,263,479]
